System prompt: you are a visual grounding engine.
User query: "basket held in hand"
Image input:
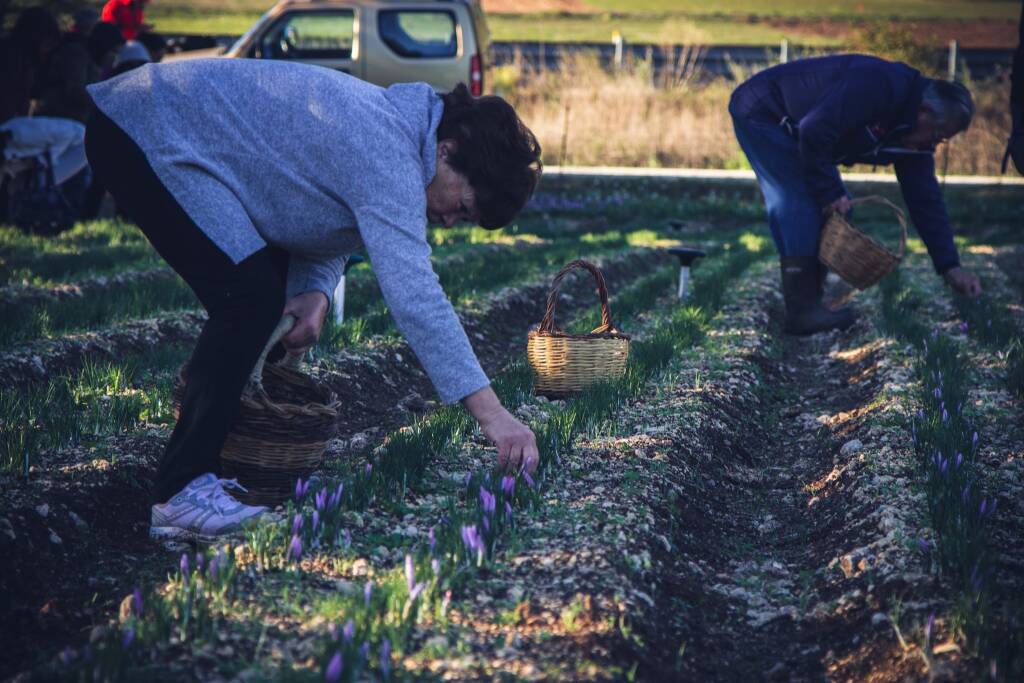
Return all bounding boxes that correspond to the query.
[173,314,340,506]
[527,259,630,398]
[819,195,907,290]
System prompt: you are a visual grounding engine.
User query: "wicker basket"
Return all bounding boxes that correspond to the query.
[819,195,908,290]
[173,315,340,506]
[527,260,631,398]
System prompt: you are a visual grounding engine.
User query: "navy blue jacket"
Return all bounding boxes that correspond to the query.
[730,54,959,273]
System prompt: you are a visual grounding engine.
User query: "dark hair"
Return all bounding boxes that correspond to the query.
[88,22,125,65]
[438,84,542,229]
[922,79,974,135]
[10,6,60,52]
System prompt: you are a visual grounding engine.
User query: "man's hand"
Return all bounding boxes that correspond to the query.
[943,267,982,298]
[463,386,539,474]
[823,195,853,216]
[281,291,329,355]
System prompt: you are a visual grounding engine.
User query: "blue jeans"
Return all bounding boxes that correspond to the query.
[731,114,844,258]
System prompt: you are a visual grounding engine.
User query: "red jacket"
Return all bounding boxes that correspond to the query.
[101,0,145,40]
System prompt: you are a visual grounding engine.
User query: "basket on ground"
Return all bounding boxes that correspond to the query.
[173,315,340,506]
[818,195,907,290]
[527,259,631,398]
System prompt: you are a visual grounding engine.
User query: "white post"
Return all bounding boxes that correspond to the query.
[612,31,623,70]
[332,275,346,325]
[780,38,789,64]
[947,39,958,81]
[677,265,690,300]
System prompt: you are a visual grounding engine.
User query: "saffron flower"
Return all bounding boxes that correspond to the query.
[295,477,305,501]
[505,501,513,523]
[989,498,998,516]
[292,513,304,536]
[501,475,516,498]
[360,641,370,663]
[180,553,189,578]
[979,499,988,516]
[480,486,496,515]
[917,538,931,553]
[325,652,343,683]
[315,488,327,511]
[365,462,373,477]
[463,472,473,489]
[195,551,205,573]
[409,581,426,602]
[288,534,303,562]
[942,409,949,423]
[312,510,320,535]
[364,581,373,607]
[380,637,392,677]
[959,321,968,333]
[955,453,963,469]
[972,432,979,449]
[343,619,355,643]
[925,613,935,643]
[122,626,135,650]
[523,470,536,489]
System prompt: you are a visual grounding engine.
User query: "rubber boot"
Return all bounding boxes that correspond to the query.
[780,256,857,335]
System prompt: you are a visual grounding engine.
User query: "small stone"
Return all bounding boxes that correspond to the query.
[871,612,889,626]
[840,440,863,457]
[0,517,15,541]
[49,529,62,545]
[35,504,50,518]
[68,511,88,529]
[764,662,789,680]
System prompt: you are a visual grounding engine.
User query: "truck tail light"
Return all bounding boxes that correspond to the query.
[470,53,483,96]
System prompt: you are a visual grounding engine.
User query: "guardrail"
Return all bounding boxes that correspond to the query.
[163,35,1015,80]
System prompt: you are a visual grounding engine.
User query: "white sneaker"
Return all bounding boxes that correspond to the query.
[150,473,269,543]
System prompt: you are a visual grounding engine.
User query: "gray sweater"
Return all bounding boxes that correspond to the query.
[87,59,488,404]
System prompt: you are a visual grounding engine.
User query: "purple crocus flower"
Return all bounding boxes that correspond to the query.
[942,409,949,423]
[940,458,949,475]
[955,453,963,469]
[60,647,74,666]
[195,551,205,573]
[523,471,536,489]
[122,626,135,650]
[431,558,440,575]
[180,553,189,578]
[405,554,416,592]
[979,499,988,516]
[380,637,392,677]
[325,652,343,683]
[292,513,304,536]
[480,487,496,515]
[959,321,968,333]
[334,482,344,507]
[505,501,514,523]
[360,641,370,662]
[501,475,515,498]
[482,516,490,533]
[343,529,352,548]
[989,499,998,516]
[365,462,373,477]
[933,388,941,400]
[461,524,481,554]
[364,581,373,607]
[288,534,303,562]
[312,510,320,535]
[917,538,931,553]
[409,581,426,602]
[295,477,305,501]
[315,489,327,511]
[343,619,355,643]
[132,586,143,617]
[925,613,935,643]
[463,472,473,489]
[972,432,979,449]
[917,409,925,419]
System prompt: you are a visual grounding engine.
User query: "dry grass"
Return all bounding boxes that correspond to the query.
[496,51,1012,175]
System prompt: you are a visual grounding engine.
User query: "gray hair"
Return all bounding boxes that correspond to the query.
[921,80,975,134]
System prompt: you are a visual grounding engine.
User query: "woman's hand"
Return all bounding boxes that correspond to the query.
[943,267,982,298]
[463,386,539,474]
[282,291,329,355]
[823,195,852,216]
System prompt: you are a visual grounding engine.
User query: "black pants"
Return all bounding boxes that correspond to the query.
[85,109,289,504]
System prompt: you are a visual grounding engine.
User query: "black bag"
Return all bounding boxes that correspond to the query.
[7,150,76,236]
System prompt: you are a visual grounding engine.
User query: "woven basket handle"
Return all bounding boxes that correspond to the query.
[537,259,616,335]
[848,195,908,259]
[245,314,302,397]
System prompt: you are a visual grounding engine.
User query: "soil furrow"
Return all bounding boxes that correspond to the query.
[0,247,666,679]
